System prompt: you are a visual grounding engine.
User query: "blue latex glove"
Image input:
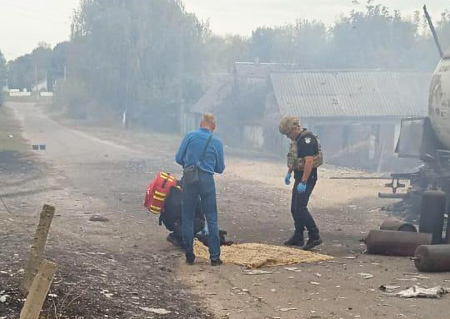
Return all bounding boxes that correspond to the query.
[284,172,291,185]
[297,182,307,193]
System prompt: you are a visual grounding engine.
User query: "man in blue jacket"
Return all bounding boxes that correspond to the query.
[176,113,225,266]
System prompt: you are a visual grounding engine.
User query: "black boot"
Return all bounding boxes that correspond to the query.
[211,258,223,266]
[303,232,322,251]
[185,253,195,265]
[166,233,182,247]
[284,233,305,246]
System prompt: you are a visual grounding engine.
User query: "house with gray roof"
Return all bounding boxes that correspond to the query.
[264,70,431,171]
[188,65,431,171]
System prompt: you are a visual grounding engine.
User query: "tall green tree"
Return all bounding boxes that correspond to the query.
[437,10,450,53]
[248,21,329,68]
[62,0,208,130]
[204,34,250,72]
[8,43,52,91]
[330,1,425,69]
[0,49,6,104]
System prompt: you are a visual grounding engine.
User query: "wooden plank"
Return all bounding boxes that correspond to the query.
[21,204,55,295]
[20,260,57,319]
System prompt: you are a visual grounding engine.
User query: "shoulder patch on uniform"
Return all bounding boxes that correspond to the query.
[305,137,311,144]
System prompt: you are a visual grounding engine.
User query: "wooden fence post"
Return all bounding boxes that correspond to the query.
[21,204,55,295]
[20,260,58,319]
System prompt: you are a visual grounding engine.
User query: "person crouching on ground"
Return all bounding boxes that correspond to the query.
[161,184,205,247]
[175,113,225,266]
[279,116,323,250]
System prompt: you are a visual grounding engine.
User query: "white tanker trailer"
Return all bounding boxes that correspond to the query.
[391,49,450,243]
[430,53,450,151]
[394,50,450,192]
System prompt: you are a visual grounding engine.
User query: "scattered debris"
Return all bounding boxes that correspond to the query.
[284,267,302,273]
[379,285,401,292]
[310,282,320,285]
[101,290,114,298]
[398,278,417,282]
[31,144,46,151]
[89,215,110,222]
[280,307,297,312]
[244,269,273,275]
[359,273,374,279]
[0,295,8,303]
[139,307,172,314]
[396,286,450,299]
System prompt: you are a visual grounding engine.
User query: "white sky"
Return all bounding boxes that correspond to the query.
[1,0,449,61]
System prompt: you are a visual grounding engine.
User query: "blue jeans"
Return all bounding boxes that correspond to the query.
[182,171,220,260]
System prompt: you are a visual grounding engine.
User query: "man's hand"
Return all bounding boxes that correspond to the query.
[297,182,307,193]
[284,172,292,185]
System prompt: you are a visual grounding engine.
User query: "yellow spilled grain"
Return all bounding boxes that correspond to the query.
[194,240,332,269]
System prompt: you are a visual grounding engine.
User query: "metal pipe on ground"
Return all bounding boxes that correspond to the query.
[414,245,450,272]
[366,230,432,256]
[378,193,409,199]
[380,217,417,232]
[419,190,446,244]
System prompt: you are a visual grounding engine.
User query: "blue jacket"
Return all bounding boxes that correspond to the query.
[175,128,225,175]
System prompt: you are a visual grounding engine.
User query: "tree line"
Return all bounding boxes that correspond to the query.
[2,0,450,127]
[0,50,6,104]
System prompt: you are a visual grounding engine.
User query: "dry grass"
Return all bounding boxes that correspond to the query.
[0,106,27,152]
[194,239,332,269]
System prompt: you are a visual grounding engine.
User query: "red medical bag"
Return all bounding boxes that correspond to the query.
[143,172,178,214]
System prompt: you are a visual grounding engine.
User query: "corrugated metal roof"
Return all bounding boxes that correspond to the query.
[270,71,431,118]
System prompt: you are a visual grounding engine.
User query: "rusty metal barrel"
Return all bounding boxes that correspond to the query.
[366,230,432,256]
[419,190,446,244]
[414,245,450,272]
[380,217,417,232]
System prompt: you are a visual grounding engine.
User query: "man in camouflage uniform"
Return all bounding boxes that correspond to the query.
[279,116,323,250]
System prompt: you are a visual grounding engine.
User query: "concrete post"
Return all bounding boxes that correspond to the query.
[21,204,55,295]
[20,260,58,319]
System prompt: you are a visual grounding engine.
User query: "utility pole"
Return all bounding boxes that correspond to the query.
[34,65,39,100]
[34,66,38,92]
[423,5,444,58]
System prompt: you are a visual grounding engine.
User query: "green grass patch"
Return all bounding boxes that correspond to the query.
[0,106,28,152]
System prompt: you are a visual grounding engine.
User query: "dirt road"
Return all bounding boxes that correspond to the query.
[2,101,450,319]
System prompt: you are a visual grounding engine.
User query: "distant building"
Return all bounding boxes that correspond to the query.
[32,79,48,92]
[189,65,431,171]
[264,71,430,171]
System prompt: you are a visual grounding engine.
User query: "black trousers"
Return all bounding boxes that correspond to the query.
[171,218,204,242]
[291,179,319,239]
